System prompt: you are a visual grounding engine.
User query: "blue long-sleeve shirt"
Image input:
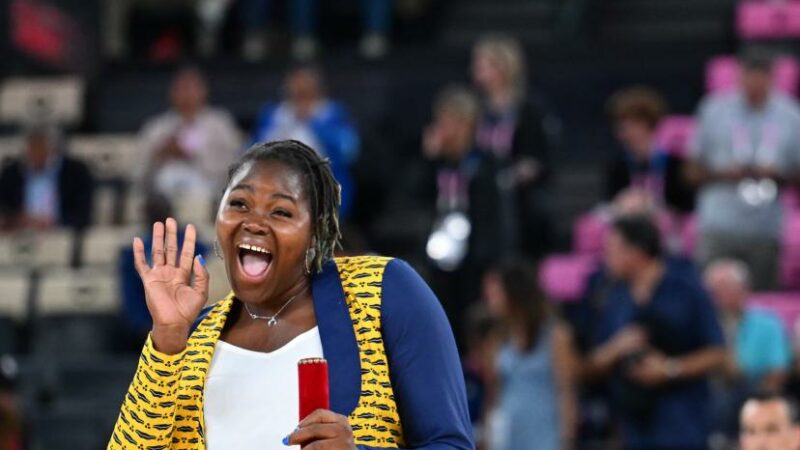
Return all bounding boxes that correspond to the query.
[251,101,359,218]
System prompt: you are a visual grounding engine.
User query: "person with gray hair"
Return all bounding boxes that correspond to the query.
[705,259,792,443]
[688,46,800,290]
[705,259,790,390]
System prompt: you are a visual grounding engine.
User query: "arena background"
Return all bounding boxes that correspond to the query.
[0,0,796,449]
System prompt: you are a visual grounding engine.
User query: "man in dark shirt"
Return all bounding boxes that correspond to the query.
[580,215,725,450]
[0,125,94,230]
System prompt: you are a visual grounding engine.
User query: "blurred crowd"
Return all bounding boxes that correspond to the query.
[4,1,800,450]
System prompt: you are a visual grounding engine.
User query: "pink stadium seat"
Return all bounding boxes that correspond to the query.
[785,2,800,38]
[783,211,800,247]
[538,254,598,303]
[774,56,800,95]
[706,55,800,95]
[782,188,800,210]
[780,211,800,289]
[780,256,800,290]
[737,1,786,40]
[750,293,800,337]
[654,115,696,158]
[706,56,740,93]
[573,213,608,255]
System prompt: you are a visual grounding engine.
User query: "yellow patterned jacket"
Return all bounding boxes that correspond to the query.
[107,255,474,450]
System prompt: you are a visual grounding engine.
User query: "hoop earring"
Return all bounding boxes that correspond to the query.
[304,248,316,275]
[213,240,224,260]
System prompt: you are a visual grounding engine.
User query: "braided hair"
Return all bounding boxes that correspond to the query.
[226,140,342,274]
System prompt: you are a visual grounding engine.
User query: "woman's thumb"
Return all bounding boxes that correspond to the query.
[192,254,210,300]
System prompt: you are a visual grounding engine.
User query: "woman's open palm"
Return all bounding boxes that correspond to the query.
[133,218,209,334]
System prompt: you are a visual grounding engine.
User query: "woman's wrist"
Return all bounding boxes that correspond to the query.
[151,325,190,355]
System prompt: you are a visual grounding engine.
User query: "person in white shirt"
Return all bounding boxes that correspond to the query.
[139,66,242,206]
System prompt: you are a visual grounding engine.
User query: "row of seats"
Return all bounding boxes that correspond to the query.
[0,268,118,323]
[100,188,216,226]
[706,54,800,95]
[0,77,84,127]
[738,0,800,41]
[0,258,230,320]
[0,134,140,182]
[19,355,135,450]
[0,262,230,357]
[0,222,216,268]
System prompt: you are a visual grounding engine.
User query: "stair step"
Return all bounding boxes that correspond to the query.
[601,19,729,43]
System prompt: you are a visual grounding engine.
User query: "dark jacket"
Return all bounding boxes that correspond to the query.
[606,151,696,213]
[478,98,556,257]
[402,150,504,271]
[0,155,94,229]
[506,98,553,188]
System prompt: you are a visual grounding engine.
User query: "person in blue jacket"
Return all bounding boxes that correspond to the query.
[251,64,359,219]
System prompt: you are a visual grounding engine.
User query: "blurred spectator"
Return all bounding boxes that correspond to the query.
[251,64,359,219]
[0,124,94,231]
[472,34,554,258]
[139,66,242,206]
[606,86,695,213]
[118,192,209,350]
[740,391,800,450]
[705,260,790,390]
[0,357,21,450]
[460,303,500,443]
[580,215,725,450]
[239,0,393,61]
[482,260,577,450]
[688,47,800,290]
[705,259,791,444]
[397,85,502,349]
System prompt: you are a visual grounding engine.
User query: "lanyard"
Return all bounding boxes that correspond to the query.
[627,150,667,204]
[435,153,480,212]
[476,108,518,159]
[731,117,779,167]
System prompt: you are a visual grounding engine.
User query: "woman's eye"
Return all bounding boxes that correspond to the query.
[273,209,292,218]
[229,199,247,209]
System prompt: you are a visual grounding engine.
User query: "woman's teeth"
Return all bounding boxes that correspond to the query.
[238,243,270,255]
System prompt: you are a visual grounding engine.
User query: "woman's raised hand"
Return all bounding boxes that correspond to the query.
[133,218,210,355]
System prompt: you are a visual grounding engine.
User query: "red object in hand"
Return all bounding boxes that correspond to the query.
[298,358,330,421]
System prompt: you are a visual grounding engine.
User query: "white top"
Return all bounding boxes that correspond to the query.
[204,326,324,450]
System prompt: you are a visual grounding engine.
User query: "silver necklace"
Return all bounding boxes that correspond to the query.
[243,294,300,327]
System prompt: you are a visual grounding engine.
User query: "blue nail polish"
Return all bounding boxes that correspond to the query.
[282,435,290,446]
[198,254,206,267]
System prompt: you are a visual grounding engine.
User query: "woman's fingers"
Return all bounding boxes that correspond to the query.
[286,410,352,446]
[191,254,209,303]
[165,217,179,266]
[298,409,344,427]
[179,224,197,273]
[132,237,150,277]
[151,221,165,266]
[286,423,351,447]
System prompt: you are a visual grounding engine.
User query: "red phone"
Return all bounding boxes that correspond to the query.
[298,357,330,421]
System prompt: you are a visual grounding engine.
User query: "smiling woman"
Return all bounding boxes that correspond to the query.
[107,140,475,450]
